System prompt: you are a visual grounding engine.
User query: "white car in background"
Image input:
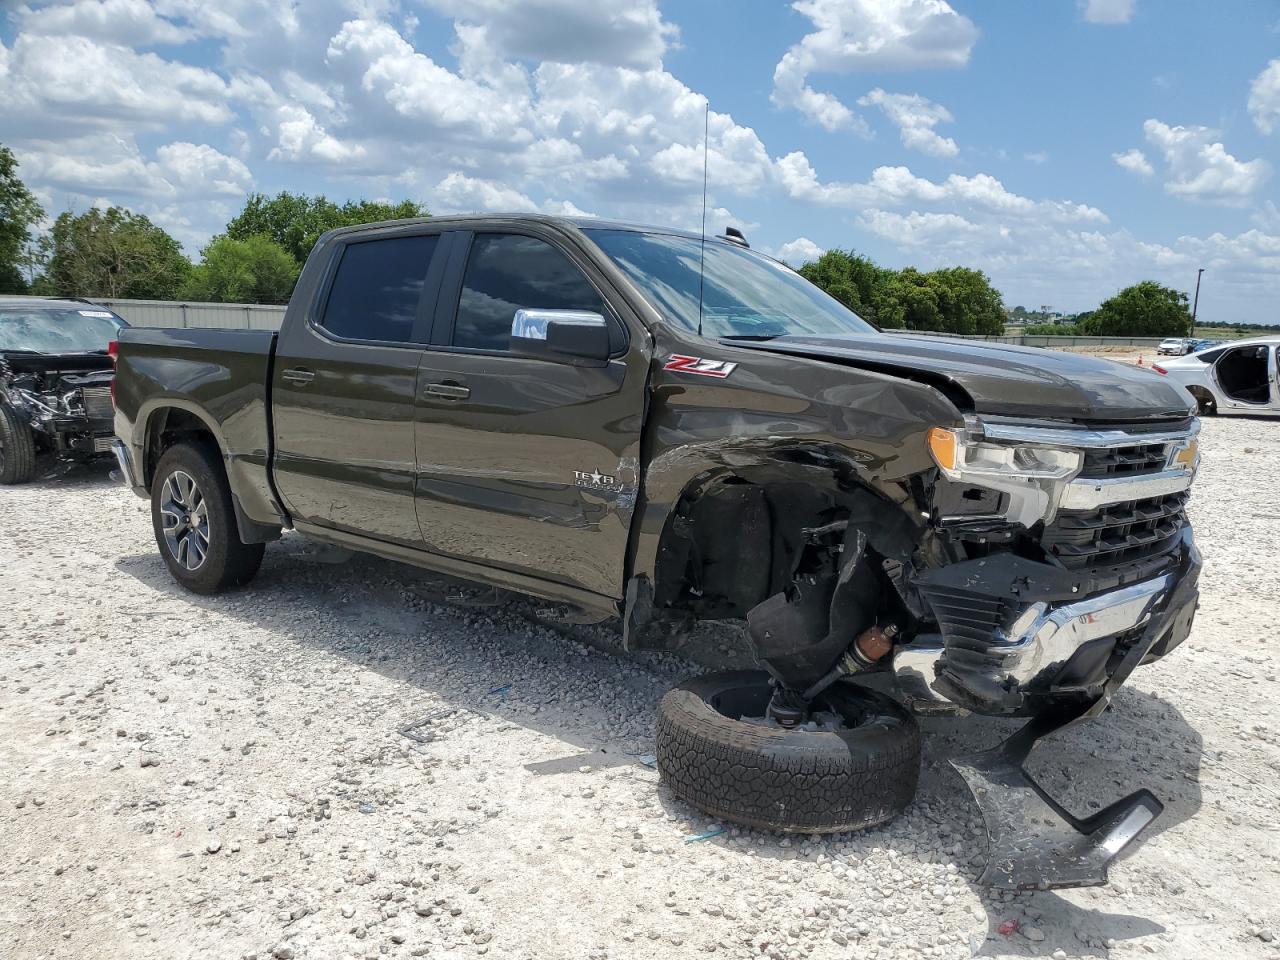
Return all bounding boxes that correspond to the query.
[1157,337,1196,356]
[1153,336,1280,415]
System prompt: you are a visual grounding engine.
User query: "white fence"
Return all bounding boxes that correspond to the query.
[7,295,288,330]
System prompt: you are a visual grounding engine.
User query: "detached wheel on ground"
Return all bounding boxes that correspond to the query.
[151,441,265,594]
[0,402,37,485]
[656,670,920,834]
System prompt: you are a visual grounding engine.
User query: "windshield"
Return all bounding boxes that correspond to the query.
[0,308,125,354]
[585,229,876,339]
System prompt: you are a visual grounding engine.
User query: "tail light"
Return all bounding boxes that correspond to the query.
[1151,364,1167,375]
[108,340,118,405]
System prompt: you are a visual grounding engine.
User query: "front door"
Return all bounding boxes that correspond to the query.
[413,229,649,600]
[272,229,446,545]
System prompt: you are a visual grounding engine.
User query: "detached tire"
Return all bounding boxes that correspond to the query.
[0,403,36,485]
[656,671,920,834]
[151,441,265,594]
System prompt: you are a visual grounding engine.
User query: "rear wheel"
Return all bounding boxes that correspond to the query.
[151,441,265,594]
[0,403,36,485]
[656,670,921,834]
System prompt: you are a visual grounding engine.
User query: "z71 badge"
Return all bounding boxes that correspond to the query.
[663,355,738,379]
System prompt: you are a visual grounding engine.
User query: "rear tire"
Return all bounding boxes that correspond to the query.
[655,670,921,834]
[0,403,36,485]
[151,441,265,594]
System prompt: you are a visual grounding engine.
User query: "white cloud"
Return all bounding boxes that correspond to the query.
[859,209,993,248]
[773,0,977,130]
[777,154,1108,223]
[1113,148,1154,177]
[326,19,533,146]
[154,142,252,194]
[0,33,231,132]
[1081,0,1136,24]
[775,237,825,265]
[17,137,250,201]
[1024,151,1049,165]
[418,0,677,68]
[434,172,540,213]
[18,0,190,45]
[858,88,958,157]
[433,172,594,217]
[1143,118,1270,204]
[1248,59,1280,134]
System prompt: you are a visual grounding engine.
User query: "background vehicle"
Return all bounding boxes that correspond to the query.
[113,215,1203,888]
[0,298,127,485]
[1157,337,1196,356]
[1154,335,1280,414]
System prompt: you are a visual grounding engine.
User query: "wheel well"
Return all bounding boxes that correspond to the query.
[649,466,921,626]
[1184,384,1217,412]
[143,408,221,490]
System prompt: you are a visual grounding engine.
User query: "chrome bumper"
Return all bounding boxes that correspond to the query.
[896,572,1178,708]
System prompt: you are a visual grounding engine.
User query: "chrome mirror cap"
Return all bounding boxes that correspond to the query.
[512,308,607,340]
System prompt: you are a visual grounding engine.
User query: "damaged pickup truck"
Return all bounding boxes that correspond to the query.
[112,216,1202,888]
[0,298,127,484]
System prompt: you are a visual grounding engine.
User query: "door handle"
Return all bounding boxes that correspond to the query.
[281,367,315,385]
[422,381,471,400]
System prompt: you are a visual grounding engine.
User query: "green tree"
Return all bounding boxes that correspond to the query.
[927,266,1006,335]
[39,207,190,300]
[181,234,299,304]
[225,192,428,264]
[0,145,45,294]
[1077,281,1192,337]
[795,250,1005,335]
[797,249,904,328]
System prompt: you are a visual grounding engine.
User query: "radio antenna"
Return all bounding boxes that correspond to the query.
[697,99,709,338]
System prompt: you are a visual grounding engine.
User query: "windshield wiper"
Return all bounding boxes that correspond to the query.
[0,348,46,355]
[720,334,781,341]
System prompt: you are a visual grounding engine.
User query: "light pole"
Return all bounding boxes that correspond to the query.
[1190,268,1204,337]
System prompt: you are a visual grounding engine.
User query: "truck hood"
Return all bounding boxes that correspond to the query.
[729,334,1195,422]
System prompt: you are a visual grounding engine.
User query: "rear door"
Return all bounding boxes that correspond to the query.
[272,227,449,545]
[412,227,650,600]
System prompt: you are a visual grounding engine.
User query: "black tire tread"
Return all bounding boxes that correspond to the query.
[151,441,265,594]
[656,671,920,834]
[0,403,37,485]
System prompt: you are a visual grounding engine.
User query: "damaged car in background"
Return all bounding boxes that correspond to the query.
[0,298,127,485]
[111,215,1203,890]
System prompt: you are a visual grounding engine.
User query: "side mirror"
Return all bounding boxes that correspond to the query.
[511,309,611,365]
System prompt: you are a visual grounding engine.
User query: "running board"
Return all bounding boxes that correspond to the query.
[951,706,1164,890]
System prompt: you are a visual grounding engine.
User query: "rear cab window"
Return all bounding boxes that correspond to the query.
[318,234,440,344]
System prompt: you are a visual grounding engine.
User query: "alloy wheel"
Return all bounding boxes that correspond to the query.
[160,470,210,571]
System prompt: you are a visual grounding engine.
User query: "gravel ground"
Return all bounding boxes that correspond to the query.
[2,415,1279,960]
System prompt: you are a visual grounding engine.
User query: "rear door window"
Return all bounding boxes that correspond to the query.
[452,234,607,352]
[320,234,440,344]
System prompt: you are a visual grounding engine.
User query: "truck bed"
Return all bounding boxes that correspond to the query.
[113,327,281,532]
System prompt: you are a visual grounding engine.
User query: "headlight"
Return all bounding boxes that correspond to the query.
[927,426,1082,481]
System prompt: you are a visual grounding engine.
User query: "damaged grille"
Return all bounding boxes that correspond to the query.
[1042,491,1188,570]
[1077,443,1169,479]
[80,386,113,421]
[915,586,1016,646]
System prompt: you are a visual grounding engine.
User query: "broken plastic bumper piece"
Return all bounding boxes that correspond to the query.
[951,563,1200,889]
[952,703,1162,890]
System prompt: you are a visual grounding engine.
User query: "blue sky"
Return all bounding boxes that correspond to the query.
[2,0,1277,320]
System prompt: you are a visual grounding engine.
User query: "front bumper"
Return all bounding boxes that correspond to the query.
[895,528,1200,715]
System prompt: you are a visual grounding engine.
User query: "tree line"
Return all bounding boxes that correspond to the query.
[0,144,426,304]
[795,249,1200,338]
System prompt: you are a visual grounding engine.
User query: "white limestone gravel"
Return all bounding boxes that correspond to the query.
[1,415,1278,960]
